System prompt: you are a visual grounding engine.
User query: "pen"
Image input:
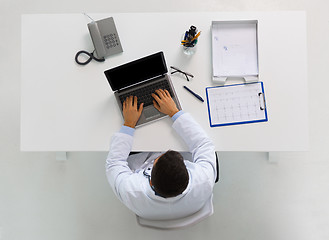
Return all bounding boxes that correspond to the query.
[190,31,201,42]
[183,86,204,102]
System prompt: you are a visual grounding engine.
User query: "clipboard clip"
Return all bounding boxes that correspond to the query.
[258,92,266,110]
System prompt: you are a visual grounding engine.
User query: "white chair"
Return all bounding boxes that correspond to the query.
[136,196,214,229]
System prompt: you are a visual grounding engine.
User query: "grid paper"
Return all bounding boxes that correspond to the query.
[206,82,267,127]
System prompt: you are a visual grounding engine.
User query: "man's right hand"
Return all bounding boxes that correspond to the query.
[152,89,179,117]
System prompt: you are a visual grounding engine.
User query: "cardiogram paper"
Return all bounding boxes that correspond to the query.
[206,82,267,127]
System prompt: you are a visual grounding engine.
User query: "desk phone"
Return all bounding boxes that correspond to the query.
[87,17,123,58]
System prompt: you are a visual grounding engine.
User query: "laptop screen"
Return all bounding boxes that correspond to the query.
[104,52,168,91]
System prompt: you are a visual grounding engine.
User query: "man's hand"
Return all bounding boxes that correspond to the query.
[152,89,179,117]
[123,96,144,128]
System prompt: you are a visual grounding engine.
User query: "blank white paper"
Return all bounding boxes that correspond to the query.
[212,21,259,78]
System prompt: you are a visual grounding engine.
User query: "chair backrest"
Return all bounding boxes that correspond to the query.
[136,195,214,229]
[215,151,219,183]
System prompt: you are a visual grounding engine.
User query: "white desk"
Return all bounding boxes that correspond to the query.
[21,12,309,152]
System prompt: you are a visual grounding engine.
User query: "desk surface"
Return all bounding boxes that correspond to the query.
[21,12,309,152]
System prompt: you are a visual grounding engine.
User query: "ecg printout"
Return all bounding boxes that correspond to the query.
[206,82,267,127]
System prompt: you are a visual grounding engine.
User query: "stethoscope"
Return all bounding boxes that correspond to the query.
[143,167,152,181]
[143,166,163,197]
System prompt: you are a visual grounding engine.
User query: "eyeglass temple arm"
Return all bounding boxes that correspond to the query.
[170,66,194,81]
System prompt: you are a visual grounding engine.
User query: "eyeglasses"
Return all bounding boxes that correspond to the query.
[170,66,194,81]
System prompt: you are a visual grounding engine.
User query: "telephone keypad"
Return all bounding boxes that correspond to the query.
[103,34,119,49]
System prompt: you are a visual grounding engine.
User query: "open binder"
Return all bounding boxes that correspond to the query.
[206,82,268,127]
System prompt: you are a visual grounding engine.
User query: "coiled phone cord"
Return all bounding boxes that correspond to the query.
[75,50,105,65]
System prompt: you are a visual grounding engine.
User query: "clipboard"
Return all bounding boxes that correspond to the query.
[206,82,268,127]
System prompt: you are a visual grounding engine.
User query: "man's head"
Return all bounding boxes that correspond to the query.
[151,150,189,198]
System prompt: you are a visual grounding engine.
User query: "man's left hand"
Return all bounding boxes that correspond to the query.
[123,96,144,128]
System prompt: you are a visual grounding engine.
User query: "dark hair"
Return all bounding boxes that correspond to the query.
[151,150,189,198]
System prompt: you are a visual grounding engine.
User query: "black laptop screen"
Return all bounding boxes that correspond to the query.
[104,52,168,91]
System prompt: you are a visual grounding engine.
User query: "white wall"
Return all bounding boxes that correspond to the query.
[1,0,329,239]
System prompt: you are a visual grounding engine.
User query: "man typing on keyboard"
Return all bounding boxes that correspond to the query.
[106,89,217,224]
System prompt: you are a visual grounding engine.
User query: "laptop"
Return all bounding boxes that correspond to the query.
[104,52,182,127]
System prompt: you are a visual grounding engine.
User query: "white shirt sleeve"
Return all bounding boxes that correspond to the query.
[172,112,217,185]
[105,132,134,200]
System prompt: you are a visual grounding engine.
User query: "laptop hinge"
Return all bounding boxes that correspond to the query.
[117,74,167,93]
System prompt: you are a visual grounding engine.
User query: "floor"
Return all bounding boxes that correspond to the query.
[1,0,329,239]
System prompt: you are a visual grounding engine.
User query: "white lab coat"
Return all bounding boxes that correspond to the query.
[105,112,217,220]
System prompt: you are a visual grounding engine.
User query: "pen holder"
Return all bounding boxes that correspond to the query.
[182,43,197,55]
[181,26,200,55]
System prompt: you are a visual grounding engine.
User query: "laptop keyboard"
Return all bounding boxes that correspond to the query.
[119,79,173,107]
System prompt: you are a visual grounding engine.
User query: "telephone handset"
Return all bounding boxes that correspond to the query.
[75,16,123,65]
[87,22,107,58]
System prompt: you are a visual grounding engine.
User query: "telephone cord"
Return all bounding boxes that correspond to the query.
[75,50,105,65]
